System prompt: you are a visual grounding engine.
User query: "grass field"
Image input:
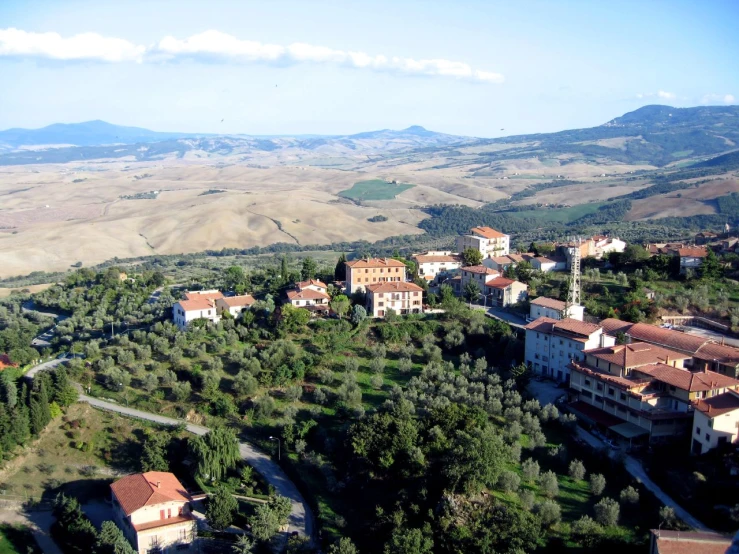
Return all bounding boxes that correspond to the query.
[505,202,606,223]
[0,525,41,554]
[338,179,415,202]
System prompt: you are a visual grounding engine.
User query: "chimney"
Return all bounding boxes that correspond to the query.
[156,481,161,489]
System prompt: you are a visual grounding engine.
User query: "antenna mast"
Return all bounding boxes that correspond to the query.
[566,238,581,316]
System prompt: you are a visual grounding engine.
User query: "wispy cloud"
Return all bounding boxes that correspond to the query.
[700,93,735,105]
[0,27,504,84]
[636,90,676,101]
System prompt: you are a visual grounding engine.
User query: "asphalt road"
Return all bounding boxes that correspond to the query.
[24,357,66,380]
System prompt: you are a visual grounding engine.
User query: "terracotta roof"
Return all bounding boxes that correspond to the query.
[533,256,555,265]
[345,258,407,268]
[650,530,732,554]
[694,342,739,364]
[678,247,708,258]
[469,226,507,239]
[485,277,519,289]
[111,472,190,516]
[626,323,709,353]
[296,279,328,290]
[507,253,531,263]
[694,390,739,417]
[184,290,223,301]
[584,342,690,369]
[287,288,330,301]
[0,353,18,369]
[530,297,567,310]
[635,364,739,392]
[413,254,461,264]
[462,265,499,275]
[177,297,217,312]
[553,318,602,337]
[218,295,255,308]
[570,362,649,389]
[525,316,557,333]
[366,281,424,293]
[490,255,515,265]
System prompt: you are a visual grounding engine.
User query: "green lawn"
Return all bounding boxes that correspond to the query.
[338,179,414,202]
[505,202,606,224]
[0,525,41,554]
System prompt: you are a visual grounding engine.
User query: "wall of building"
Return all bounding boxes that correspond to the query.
[692,409,739,454]
[368,291,423,318]
[347,265,406,294]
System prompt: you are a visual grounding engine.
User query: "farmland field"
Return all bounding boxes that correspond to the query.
[505,202,606,224]
[338,179,415,201]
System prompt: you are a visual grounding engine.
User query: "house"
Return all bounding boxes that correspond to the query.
[678,246,708,274]
[524,317,614,382]
[528,297,584,322]
[592,235,626,259]
[692,389,739,454]
[569,343,739,443]
[649,529,733,554]
[530,256,557,273]
[365,282,424,318]
[456,226,510,258]
[215,295,255,318]
[286,280,331,309]
[459,265,500,293]
[695,231,718,245]
[600,319,739,378]
[172,290,224,329]
[645,242,687,257]
[344,258,407,294]
[485,255,518,272]
[110,472,195,554]
[483,277,528,307]
[412,252,462,284]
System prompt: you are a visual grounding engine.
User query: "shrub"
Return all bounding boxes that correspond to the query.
[369,375,384,390]
[398,358,413,374]
[536,499,562,527]
[590,473,606,496]
[253,396,276,419]
[369,357,385,374]
[344,358,359,373]
[539,470,559,498]
[518,489,536,510]
[571,515,602,547]
[594,497,619,527]
[521,458,540,482]
[619,486,639,504]
[569,459,586,481]
[498,470,521,493]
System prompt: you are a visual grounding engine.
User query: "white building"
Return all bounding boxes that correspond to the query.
[172,290,223,329]
[345,258,407,294]
[456,226,510,259]
[691,390,739,454]
[528,297,584,322]
[111,472,195,554]
[678,246,708,274]
[215,295,255,318]
[525,317,614,382]
[530,257,557,273]
[286,279,331,308]
[365,281,424,318]
[593,235,626,259]
[412,252,462,284]
[459,265,500,293]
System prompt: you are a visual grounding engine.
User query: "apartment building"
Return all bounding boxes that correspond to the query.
[459,265,500,292]
[528,297,584,322]
[412,251,462,284]
[456,226,510,258]
[172,290,223,329]
[345,258,407,294]
[365,282,424,318]
[692,390,739,454]
[524,317,614,382]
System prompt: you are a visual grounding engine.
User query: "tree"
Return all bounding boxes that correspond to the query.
[539,470,559,498]
[521,458,540,482]
[350,305,367,326]
[141,433,169,472]
[268,495,292,524]
[51,367,78,407]
[462,248,483,267]
[621,244,649,265]
[384,527,433,554]
[328,537,358,554]
[444,426,509,494]
[700,249,721,280]
[250,503,281,541]
[231,534,254,554]
[330,295,351,319]
[207,485,238,531]
[571,515,602,547]
[280,256,290,285]
[335,253,347,281]
[593,497,619,527]
[96,520,136,554]
[568,459,586,481]
[619,486,639,504]
[498,470,520,493]
[278,304,310,333]
[659,505,677,529]
[189,427,240,481]
[300,257,318,280]
[589,473,606,496]
[463,280,480,305]
[536,499,562,527]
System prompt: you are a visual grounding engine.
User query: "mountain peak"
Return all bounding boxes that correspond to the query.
[403,125,428,132]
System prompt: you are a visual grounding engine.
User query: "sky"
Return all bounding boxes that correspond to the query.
[0,0,738,137]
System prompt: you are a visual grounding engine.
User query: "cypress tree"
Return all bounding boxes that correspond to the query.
[11,402,31,446]
[35,378,52,428]
[335,253,347,281]
[0,372,17,409]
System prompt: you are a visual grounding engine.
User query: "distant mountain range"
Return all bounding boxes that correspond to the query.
[0,105,737,167]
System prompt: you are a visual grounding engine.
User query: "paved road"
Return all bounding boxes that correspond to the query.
[79,395,315,544]
[24,357,66,380]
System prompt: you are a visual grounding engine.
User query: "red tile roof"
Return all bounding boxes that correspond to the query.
[485,277,519,289]
[345,258,407,268]
[530,297,567,310]
[694,342,739,364]
[553,318,602,337]
[111,472,190,516]
[635,364,739,392]
[599,318,634,335]
[184,290,223,301]
[287,288,330,301]
[218,295,255,308]
[584,342,690,369]
[524,316,557,333]
[678,247,708,258]
[296,279,328,290]
[177,297,217,312]
[413,254,461,264]
[470,226,507,239]
[366,282,424,293]
[650,530,732,554]
[694,390,739,417]
[626,323,709,353]
[461,265,499,275]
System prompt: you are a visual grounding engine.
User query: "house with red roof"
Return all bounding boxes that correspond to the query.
[215,295,256,318]
[172,290,224,329]
[456,226,510,259]
[110,471,195,553]
[692,389,739,454]
[0,354,18,370]
[483,277,528,307]
[365,281,424,318]
[344,258,408,294]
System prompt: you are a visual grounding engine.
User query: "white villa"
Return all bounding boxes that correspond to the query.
[172,290,223,329]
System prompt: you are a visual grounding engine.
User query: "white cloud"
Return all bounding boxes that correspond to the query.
[635,90,676,101]
[0,28,144,62]
[700,93,736,105]
[657,90,676,100]
[0,27,503,84]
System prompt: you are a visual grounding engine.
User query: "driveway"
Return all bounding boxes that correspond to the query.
[0,506,61,554]
[527,379,566,407]
[78,395,315,545]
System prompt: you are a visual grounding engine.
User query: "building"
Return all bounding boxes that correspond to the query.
[678,246,708,274]
[286,279,331,308]
[601,319,739,378]
[645,242,687,257]
[483,277,528,307]
[111,472,195,554]
[529,256,557,273]
[412,252,462,284]
[592,235,626,259]
[365,282,424,318]
[456,226,510,259]
[459,265,500,293]
[345,258,407,294]
[569,342,739,443]
[172,290,224,329]
[649,529,733,554]
[528,297,584,322]
[558,236,626,268]
[692,389,739,454]
[215,295,255,318]
[524,317,614,382]
[695,231,719,245]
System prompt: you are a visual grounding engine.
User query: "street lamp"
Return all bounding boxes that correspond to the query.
[269,436,281,461]
[479,291,496,309]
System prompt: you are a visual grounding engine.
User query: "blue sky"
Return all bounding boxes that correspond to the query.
[0,0,737,137]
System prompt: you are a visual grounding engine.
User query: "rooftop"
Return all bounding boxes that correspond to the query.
[584,342,690,369]
[296,279,328,290]
[111,472,190,516]
[413,254,461,264]
[462,265,499,275]
[345,257,407,269]
[694,390,739,417]
[287,288,330,301]
[469,226,507,239]
[525,316,601,338]
[485,277,519,289]
[650,530,733,554]
[218,295,255,308]
[636,364,739,392]
[678,247,708,258]
[530,296,567,310]
[177,297,217,311]
[184,290,223,301]
[366,282,424,293]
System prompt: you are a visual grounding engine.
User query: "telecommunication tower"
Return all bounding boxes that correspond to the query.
[566,238,581,315]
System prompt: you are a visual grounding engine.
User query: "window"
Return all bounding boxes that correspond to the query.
[535,354,540,360]
[581,390,593,399]
[620,392,626,401]
[695,427,701,435]
[596,383,603,391]
[607,387,614,397]
[705,433,710,440]
[584,379,591,387]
